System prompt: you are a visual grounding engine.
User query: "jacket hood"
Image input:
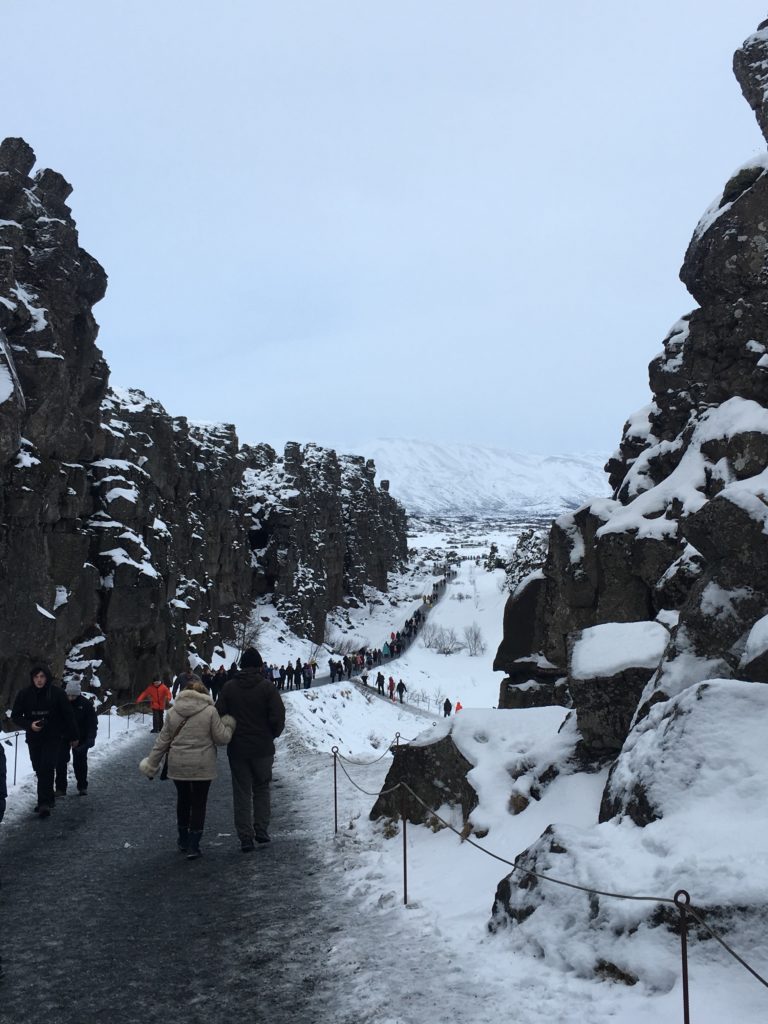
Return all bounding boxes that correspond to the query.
[174,688,214,718]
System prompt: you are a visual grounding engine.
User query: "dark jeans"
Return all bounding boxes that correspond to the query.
[173,779,211,832]
[27,737,61,808]
[228,754,273,841]
[152,709,165,732]
[55,743,90,792]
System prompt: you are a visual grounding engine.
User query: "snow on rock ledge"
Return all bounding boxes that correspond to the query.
[490,681,768,986]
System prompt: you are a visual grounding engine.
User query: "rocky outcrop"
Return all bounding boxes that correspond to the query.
[488,20,768,961]
[241,443,407,639]
[495,22,768,748]
[567,621,670,755]
[370,732,478,827]
[0,139,407,709]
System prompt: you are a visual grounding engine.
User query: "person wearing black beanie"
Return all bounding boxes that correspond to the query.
[216,648,285,852]
[239,648,263,671]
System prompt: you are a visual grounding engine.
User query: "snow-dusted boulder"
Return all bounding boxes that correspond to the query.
[371,709,578,832]
[370,720,478,827]
[491,681,768,985]
[568,621,669,753]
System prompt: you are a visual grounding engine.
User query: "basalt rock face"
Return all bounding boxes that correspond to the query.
[0,140,407,708]
[489,23,768,958]
[241,443,407,640]
[495,23,768,743]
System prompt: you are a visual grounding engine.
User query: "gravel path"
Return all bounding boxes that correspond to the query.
[0,728,352,1024]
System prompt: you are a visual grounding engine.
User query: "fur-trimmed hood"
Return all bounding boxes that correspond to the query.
[173,688,214,719]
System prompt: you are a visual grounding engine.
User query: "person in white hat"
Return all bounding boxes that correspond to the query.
[55,680,98,796]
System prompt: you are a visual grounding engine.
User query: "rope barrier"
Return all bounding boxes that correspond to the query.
[333,755,768,998]
[684,904,768,990]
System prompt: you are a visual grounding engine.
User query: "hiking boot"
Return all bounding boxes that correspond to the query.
[240,838,256,853]
[38,805,52,818]
[55,789,67,798]
[177,827,190,853]
[78,787,88,796]
[254,830,271,846]
[186,830,203,859]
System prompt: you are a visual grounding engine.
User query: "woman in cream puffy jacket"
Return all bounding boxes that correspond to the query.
[139,679,235,859]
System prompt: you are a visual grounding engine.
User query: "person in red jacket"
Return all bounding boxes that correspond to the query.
[388,676,396,701]
[137,673,173,733]
[455,700,463,713]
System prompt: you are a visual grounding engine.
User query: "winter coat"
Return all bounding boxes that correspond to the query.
[139,689,235,781]
[71,695,98,747]
[136,682,172,712]
[11,682,78,746]
[216,668,285,759]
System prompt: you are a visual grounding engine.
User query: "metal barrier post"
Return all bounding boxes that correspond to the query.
[108,710,111,739]
[401,786,408,906]
[674,890,691,1024]
[332,746,339,835]
[395,732,400,749]
[13,732,18,785]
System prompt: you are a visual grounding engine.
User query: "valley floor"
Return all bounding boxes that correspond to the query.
[2,517,766,1022]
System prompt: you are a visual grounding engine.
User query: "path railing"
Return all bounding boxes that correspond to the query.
[331,741,768,1024]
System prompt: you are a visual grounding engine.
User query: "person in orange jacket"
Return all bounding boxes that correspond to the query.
[455,700,463,713]
[137,673,173,733]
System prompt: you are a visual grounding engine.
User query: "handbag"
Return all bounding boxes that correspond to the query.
[159,718,187,781]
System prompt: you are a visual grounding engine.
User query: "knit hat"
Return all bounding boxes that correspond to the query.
[240,648,264,670]
[65,680,82,697]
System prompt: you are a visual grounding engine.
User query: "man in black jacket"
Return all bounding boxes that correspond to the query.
[216,648,285,852]
[11,665,78,816]
[55,681,98,796]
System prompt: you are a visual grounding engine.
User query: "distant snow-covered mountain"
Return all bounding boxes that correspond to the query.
[357,438,610,517]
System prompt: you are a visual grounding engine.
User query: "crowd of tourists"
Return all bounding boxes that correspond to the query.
[2,649,285,862]
[1,574,456,858]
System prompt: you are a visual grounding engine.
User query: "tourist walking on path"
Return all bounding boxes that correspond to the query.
[302,662,313,689]
[139,679,235,859]
[172,663,195,698]
[443,698,452,717]
[136,674,173,733]
[216,648,286,853]
[211,665,227,701]
[388,676,396,701]
[55,680,98,796]
[396,679,407,704]
[11,665,78,817]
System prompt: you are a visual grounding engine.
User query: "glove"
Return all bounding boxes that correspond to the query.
[138,757,155,780]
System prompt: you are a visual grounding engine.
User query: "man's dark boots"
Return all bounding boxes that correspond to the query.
[186,830,203,859]
[177,827,189,853]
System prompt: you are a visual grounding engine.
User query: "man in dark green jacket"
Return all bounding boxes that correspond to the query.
[216,648,285,852]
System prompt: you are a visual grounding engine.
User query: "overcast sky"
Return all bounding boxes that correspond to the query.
[2,1,767,457]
